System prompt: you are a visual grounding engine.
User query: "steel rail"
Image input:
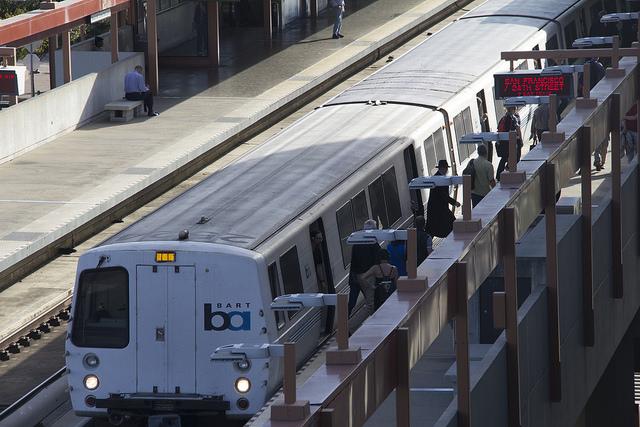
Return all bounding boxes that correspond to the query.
[0,367,65,421]
[256,56,640,426]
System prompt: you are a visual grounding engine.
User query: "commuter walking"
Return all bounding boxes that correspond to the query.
[579,58,607,170]
[124,65,158,117]
[470,145,496,207]
[330,0,345,39]
[426,160,460,238]
[622,103,637,163]
[348,219,378,315]
[496,107,522,181]
[530,103,549,148]
[359,248,398,313]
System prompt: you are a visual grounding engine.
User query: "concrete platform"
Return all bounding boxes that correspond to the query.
[0,0,469,345]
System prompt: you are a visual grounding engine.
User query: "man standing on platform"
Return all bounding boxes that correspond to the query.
[470,144,495,207]
[426,160,460,238]
[124,65,158,117]
[331,0,345,39]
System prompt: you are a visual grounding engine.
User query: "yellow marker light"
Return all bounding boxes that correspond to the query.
[155,251,176,263]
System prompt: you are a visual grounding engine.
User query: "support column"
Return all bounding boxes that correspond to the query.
[263,0,272,41]
[62,31,72,83]
[581,126,595,347]
[146,0,159,94]
[503,207,521,426]
[450,262,470,427]
[396,328,410,427]
[544,162,562,402]
[207,0,220,67]
[610,93,623,299]
[48,36,57,89]
[310,0,317,18]
[111,11,119,63]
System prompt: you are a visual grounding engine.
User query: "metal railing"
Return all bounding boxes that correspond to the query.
[253,48,640,426]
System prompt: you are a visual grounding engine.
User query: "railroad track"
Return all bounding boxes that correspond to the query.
[0,2,481,424]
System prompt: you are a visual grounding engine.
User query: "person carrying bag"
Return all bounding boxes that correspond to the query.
[359,249,398,314]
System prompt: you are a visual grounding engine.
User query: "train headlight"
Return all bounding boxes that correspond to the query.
[235,359,251,371]
[84,374,100,390]
[83,353,100,369]
[235,377,251,394]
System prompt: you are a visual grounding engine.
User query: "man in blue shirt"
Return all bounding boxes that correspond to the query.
[124,65,158,117]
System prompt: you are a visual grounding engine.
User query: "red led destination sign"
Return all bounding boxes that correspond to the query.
[0,70,18,96]
[494,71,573,99]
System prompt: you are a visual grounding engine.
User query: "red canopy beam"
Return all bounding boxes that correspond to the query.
[0,0,129,46]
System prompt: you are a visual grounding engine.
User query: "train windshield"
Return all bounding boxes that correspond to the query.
[71,267,130,348]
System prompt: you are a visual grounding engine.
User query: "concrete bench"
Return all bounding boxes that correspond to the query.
[104,100,143,122]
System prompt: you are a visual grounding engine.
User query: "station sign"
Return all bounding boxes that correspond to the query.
[494,70,573,99]
[0,69,18,96]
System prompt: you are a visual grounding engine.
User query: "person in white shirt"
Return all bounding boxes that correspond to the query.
[124,65,158,117]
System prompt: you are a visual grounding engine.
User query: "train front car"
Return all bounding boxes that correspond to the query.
[65,241,275,421]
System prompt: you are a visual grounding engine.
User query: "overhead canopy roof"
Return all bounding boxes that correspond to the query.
[0,0,129,47]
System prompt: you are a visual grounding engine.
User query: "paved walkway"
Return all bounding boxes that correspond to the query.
[0,0,464,342]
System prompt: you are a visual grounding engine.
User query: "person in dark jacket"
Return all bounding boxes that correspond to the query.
[348,219,379,315]
[426,160,460,238]
[414,215,432,264]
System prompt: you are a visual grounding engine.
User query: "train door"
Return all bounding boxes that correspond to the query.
[308,219,335,335]
[136,265,196,393]
[403,146,423,216]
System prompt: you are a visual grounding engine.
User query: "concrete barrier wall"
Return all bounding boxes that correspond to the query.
[434,163,640,426]
[0,52,144,164]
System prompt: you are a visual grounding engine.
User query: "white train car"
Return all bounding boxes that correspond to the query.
[66,0,614,422]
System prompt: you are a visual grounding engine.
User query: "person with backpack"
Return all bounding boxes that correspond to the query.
[359,248,398,313]
[496,107,523,181]
[465,144,495,207]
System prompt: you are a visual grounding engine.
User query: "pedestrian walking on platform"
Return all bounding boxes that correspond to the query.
[124,65,158,117]
[496,107,522,180]
[622,103,638,163]
[331,0,345,39]
[348,219,378,315]
[426,160,460,238]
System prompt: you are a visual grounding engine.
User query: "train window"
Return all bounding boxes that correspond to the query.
[423,135,437,172]
[515,61,528,71]
[368,176,388,228]
[462,107,475,159]
[564,21,578,49]
[453,113,468,161]
[280,246,304,296]
[532,45,542,70]
[336,201,355,268]
[71,267,129,349]
[432,129,447,164]
[268,262,285,329]
[352,191,369,231]
[546,36,559,66]
[382,168,402,225]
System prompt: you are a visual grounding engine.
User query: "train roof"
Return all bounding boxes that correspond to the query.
[461,0,580,20]
[104,104,429,250]
[325,14,559,108]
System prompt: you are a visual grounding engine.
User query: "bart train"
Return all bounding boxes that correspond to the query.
[66,0,621,421]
